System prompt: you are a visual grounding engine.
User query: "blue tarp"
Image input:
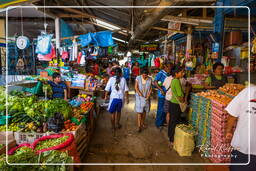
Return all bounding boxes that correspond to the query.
[61,19,74,45]
[79,31,116,47]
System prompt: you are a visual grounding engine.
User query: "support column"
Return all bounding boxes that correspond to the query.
[55,17,60,50]
[163,35,167,55]
[172,40,175,59]
[214,0,225,60]
[186,26,192,52]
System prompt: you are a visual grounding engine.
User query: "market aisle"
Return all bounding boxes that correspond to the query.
[80,90,205,171]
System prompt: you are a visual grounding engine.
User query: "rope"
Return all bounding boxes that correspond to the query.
[20,7,23,36]
[43,0,47,33]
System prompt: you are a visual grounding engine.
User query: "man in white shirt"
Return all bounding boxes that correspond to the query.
[225,85,256,171]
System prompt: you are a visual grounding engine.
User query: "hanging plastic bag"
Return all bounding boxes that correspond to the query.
[37,44,56,61]
[36,33,53,55]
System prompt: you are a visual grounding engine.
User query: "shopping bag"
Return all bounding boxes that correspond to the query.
[179,103,188,113]
[173,124,195,156]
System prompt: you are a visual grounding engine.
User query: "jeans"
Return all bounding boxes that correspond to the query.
[168,102,181,142]
[155,97,166,127]
[230,150,256,171]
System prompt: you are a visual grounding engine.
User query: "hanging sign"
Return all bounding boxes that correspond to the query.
[140,44,158,52]
[168,22,181,35]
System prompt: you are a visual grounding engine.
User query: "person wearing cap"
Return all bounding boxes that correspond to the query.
[154,61,172,129]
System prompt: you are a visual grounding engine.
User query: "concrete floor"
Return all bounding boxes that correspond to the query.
[79,90,222,171]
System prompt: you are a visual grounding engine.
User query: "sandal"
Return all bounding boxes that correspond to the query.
[168,142,174,150]
[137,127,142,133]
[117,124,122,129]
[142,124,147,129]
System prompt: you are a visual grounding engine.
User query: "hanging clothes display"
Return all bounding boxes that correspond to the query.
[77,51,82,64]
[70,41,78,61]
[80,50,86,65]
[37,44,56,61]
[154,57,160,68]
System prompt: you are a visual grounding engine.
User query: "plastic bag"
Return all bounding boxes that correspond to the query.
[173,124,196,156]
[37,44,56,61]
[36,33,53,55]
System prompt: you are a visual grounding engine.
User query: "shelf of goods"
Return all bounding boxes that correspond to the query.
[189,84,245,163]
[0,86,98,168]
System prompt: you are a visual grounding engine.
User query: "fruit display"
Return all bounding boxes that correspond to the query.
[197,90,232,106]
[80,102,94,113]
[63,120,78,131]
[0,122,26,132]
[69,94,93,107]
[219,83,245,97]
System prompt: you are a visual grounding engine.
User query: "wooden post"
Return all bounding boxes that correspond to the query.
[172,40,176,62]
[163,36,167,55]
[55,17,61,50]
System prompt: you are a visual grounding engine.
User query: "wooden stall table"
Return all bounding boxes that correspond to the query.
[65,81,96,99]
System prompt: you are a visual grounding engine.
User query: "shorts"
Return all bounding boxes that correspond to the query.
[108,98,123,113]
[230,150,256,171]
[164,100,171,113]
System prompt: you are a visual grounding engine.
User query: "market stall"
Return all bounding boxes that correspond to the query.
[0,85,97,169]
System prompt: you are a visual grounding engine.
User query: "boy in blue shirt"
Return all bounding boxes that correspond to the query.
[123,62,130,85]
[48,72,68,100]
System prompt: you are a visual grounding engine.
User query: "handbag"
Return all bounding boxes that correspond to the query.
[171,80,187,113]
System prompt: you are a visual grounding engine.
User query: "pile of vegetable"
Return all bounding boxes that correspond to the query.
[34,136,69,151]
[0,149,72,171]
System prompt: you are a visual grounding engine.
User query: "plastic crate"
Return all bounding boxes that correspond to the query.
[14,131,47,145]
[23,81,43,95]
[0,116,11,125]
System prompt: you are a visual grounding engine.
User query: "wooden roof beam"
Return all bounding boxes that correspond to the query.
[151,26,186,34]
[173,0,215,2]
[62,8,129,31]
[162,15,213,24]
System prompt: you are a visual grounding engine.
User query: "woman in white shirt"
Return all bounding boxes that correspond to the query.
[105,67,129,133]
